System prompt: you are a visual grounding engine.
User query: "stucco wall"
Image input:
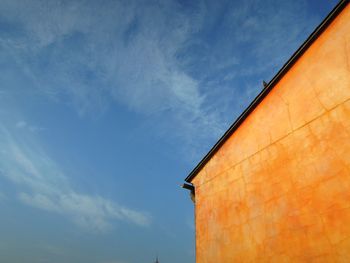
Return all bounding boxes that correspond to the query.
[192,4,350,263]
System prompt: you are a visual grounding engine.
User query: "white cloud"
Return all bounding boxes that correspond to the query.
[242,1,314,66]
[16,121,27,128]
[0,0,224,146]
[16,121,45,132]
[0,0,327,156]
[0,126,150,231]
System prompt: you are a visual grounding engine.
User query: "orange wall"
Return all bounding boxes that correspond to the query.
[192,4,350,263]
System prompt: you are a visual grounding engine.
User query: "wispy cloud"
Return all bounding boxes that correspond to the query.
[0,0,224,147]
[0,0,328,155]
[193,0,320,76]
[0,126,150,231]
[15,121,27,128]
[15,120,45,132]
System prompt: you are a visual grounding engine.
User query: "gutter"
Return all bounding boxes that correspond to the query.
[182,183,195,203]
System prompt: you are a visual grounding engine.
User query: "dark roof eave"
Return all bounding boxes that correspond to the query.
[185,0,350,183]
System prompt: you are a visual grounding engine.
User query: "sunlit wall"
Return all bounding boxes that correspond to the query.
[192,3,350,262]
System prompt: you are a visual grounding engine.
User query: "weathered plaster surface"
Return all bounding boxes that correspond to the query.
[193,4,350,263]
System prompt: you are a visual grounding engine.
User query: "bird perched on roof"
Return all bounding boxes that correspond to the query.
[263,80,268,88]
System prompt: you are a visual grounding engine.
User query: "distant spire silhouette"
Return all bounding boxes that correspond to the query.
[154,255,159,263]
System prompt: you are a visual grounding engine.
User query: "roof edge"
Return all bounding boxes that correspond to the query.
[185,0,350,183]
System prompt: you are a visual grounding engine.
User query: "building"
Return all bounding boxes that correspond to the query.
[183,0,350,262]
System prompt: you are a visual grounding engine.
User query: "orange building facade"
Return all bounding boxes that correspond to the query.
[184,1,350,262]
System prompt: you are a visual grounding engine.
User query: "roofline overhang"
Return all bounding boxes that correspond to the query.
[184,0,350,184]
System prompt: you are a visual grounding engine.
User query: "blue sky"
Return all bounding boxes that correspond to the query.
[0,0,338,262]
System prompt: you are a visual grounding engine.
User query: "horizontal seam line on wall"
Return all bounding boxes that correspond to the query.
[196,97,350,188]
